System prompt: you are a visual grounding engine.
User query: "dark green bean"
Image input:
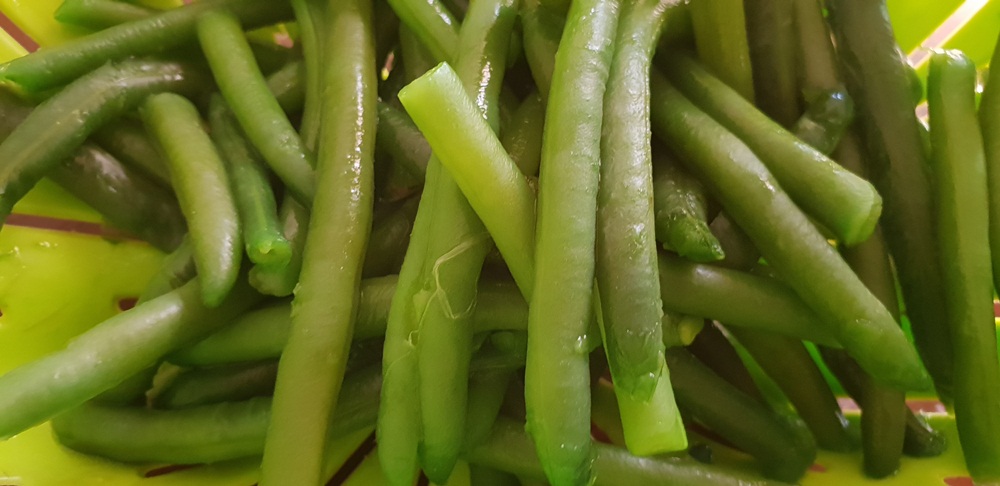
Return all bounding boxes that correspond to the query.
[248,195,309,297]
[0,277,260,440]
[650,71,928,391]
[465,367,515,450]
[656,252,838,346]
[469,465,521,486]
[519,0,563,99]
[731,330,854,452]
[791,89,854,155]
[91,366,157,407]
[0,0,293,92]
[375,102,430,201]
[666,348,814,482]
[55,0,156,30]
[928,50,1000,483]
[52,363,382,465]
[208,95,291,268]
[141,92,242,308]
[156,360,278,409]
[980,24,1000,319]
[902,412,947,458]
[291,0,324,152]
[500,91,544,176]
[92,120,172,187]
[651,151,724,262]
[258,0,376,481]
[826,0,953,400]
[198,10,315,207]
[745,0,799,126]
[687,0,754,101]
[661,52,881,246]
[387,0,459,62]
[687,322,765,403]
[0,59,202,226]
[362,197,420,278]
[138,236,195,303]
[466,416,792,486]
[399,24,439,83]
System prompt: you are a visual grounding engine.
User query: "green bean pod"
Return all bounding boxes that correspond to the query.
[744,0,799,126]
[927,50,1000,483]
[650,71,928,391]
[92,120,172,187]
[687,0,754,101]
[362,197,420,278]
[198,10,316,207]
[138,236,196,303]
[519,0,563,99]
[55,0,156,30]
[980,25,1000,316]
[291,0,324,152]
[0,0,293,92]
[826,0,953,400]
[156,360,279,409]
[651,151,723,262]
[258,0,377,481]
[386,0,459,62]
[466,417,792,486]
[141,92,242,308]
[792,89,854,155]
[208,95,291,268]
[656,252,838,346]
[500,92,545,176]
[661,52,881,246]
[52,363,382,465]
[0,59,201,225]
[375,102,430,201]
[0,277,260,440]
[248,195,309,297]
[686,322,765,403]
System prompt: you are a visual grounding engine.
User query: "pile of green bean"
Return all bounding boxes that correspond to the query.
[2,0,999,484]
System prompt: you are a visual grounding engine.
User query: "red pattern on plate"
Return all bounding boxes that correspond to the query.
[0,9,37,52]
[944,476,974,486]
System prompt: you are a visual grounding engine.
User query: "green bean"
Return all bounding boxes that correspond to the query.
[731,330,854,452]
[519,0,563,99]
[407,0,518,478]
[744,0,798,126]
[92,120,172,187]
[927,50,1000,483]
[651,151,724,262]
[708,212,759,270]
[258,0,376,481]
[980,27,1000,316]
[465,367,515,450]
[469,465,521,486]
[661,52,881,246]
[138,237,195,302]
[656,2,693,49]
[157,360,278,409]
[0,0,292,92]
[208,95,291,268]
[791,89,854,155]
[687,322,765,403]
[399,25,439,83]
[398,64,536,295]
[826,0,953,400]
[141,92,242,308]
[52,363,382,465]
[387,0,459,62]
[291,0,324,152]
[198,10,315,207]
[0,277,260,440]
[666,348,814,482]
[466,416,792,486]
[687,0,754,101]
[55,0,155,30]
[0,59,202,226]
[902,412,947,458]
[374,0,402,64]
[248,198,309,297]
[500,91,545,176]
[525,0,620,480]
[362,197,420,277]
[375,102,430,201]
[651,71,928,391]
[656,252,837,346]
[91,366,157,407]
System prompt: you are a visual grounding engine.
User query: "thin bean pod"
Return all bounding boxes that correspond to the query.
[375,102,430,201]
[258,0,377,481]
[0,0,293,92]
[927,50,1000,483]
[52,363,382,465]
[399,64,536,295]
[156,360,278,409]
[466,416,792,486]
[386,0,459,62]
[687,0,754,101]
[979,24,1000,314]
[208,96,291,268]
[248,199,309,297]
[138,236,196,303]
[141,92,242,308]
[656,252,838,346]
[291,0,324,152]
[650,72,928,391]
[519,0,563,99]
[826,0,953,399]
[362,197,420,278]
[92,120,172,187]
[55,0,156,30]
[500,91,545,176]
[522,0,621,480]
[791,89,854,155]
[198,10,316,207]
[0,277,260,440]
[744,0,798,126]
[686,322,765,403]
[0,59,202,225]
[661,52,881,246]
[651,151,723,262]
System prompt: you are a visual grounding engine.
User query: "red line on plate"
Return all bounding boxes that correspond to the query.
[5,212,136,241]
[0,10,38,52]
